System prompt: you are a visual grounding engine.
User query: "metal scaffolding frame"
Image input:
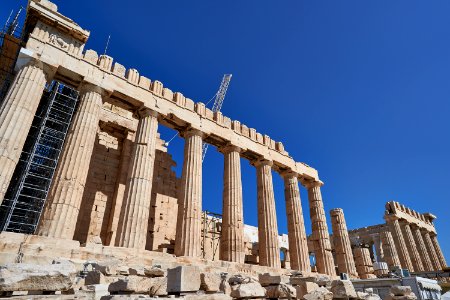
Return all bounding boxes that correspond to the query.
[201,210,222,260]
[0,82,79,234]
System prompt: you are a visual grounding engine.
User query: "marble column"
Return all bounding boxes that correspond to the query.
[255,159,280,268]
[175,129,203,257]
[431,234,447,269]
[401,222,424,272]
[219,145,245,263]
[422,231,442,271]
[0,60,50,205]
[386,217,414,271]
[117,109,158,249]
[411,225,433,271]
[380,230,401,269]
[305,181,336,276]
[282,171,311,272]
[106,131,133,246]
[38,84,103,239]
[330,208,358,278]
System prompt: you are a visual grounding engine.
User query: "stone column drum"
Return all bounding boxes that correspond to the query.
[353,247,376,279]
[386,217,414,271]
[401,222,424,272]
[330,208,358,278]
[282,171,311,272]
[117,109,158,249]
[219,145,245,263]
[431,235,447,269]
[380,230,401,269]
[255,159,281,268]
[305,181,336,276]
[411,225,433,271]
[422,231,442,271]
[0,60,50,205]
[175,129,203,257]
[38,84,103,239]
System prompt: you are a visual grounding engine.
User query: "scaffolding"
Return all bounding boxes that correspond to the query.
[201,210,222,260]
[0,82,79,234]
[0,8,25,103]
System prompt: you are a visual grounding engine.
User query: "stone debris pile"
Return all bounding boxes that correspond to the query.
[0,260,390,299]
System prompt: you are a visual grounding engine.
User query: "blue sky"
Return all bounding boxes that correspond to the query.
[2,1,449,262]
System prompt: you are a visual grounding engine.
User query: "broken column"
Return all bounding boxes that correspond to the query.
[401,222,424,272]
[0,60,50,205]
[282,171,311,272]
[117,109,158,249]
[385,216,414,271]
[380,229,401,269]
[353,246,376,279]
[411,225,433,271]
[219,145,245,263]
[330,208,358,278]
[175,129,204,258]
[255,159,281,268]
[38,84,103,239]
[304,180,336,276]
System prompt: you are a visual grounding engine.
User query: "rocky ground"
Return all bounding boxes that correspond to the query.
[0,260,417,300]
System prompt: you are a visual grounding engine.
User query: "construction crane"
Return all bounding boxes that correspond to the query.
[164,74,232,157]
[202,74,232,161]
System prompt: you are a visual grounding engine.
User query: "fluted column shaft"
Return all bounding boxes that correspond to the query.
[401,222,424,271]
[423,231,442,271]
[386,218,414,271]
[412,226,433,271]
[431,235,447,269]
[380,230,401,269]
[283,172,310,272]
[38,85,102,239]
[220,145,245,263]
[106,132,133,246]
[117,110,158,249]
[0,61,49,205]
[255,160,280,268]
[175,129,203,257]
[330,208,358,278]
[305,181,336,276]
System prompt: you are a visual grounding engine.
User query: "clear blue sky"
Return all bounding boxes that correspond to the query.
[2,1,449,262]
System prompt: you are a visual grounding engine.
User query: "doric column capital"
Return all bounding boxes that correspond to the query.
[181,128,204,139]
[280,169,298,179]
[136,107,158,118]
[21,58,54,82]
[219,144,241,154]
[252,158,273,168]
[384,214,400,223]
[79,82,106,96]
[302,179,323,189]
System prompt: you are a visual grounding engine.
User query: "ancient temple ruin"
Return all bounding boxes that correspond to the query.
[0,0,447,298]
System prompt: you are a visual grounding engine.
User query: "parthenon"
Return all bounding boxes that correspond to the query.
[0,0,447,298]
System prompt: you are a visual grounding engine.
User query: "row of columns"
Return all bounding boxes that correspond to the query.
[0,61,337,274]
[385,216,446,272]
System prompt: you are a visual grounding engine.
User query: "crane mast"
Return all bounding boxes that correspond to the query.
[202,74,232,161]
